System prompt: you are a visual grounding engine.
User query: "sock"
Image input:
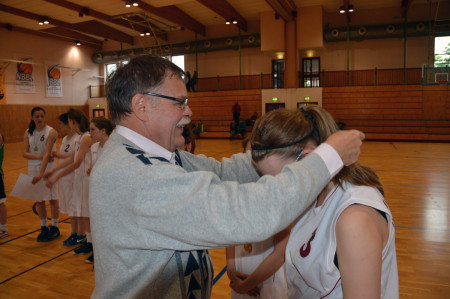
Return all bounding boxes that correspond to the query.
[86,232,92,243]
[51,219,59,227]
[40,219,47,227]
[0,224,7,232]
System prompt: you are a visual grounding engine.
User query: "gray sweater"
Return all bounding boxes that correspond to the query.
[89,131,330,299]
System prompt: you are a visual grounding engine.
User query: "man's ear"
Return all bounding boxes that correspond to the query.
[131,93,149,121]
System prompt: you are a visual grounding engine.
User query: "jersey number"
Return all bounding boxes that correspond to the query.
[299,229,317,258]
[40,135,45,142]
[64,144,70,152]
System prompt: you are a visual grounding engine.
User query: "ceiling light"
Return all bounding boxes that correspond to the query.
[75,40,81,46]
[232,19,237,24]
[348,4,354,12]
[125,2,131,7]
[132,0,139,7]
[145,32,150,36]
[140,32,145,36]
[38,17,49,25]
[339,6,345,13]
[225,20,230,25]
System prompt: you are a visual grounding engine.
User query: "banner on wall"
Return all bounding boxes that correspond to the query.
[0,65,6,103]
[14,54,35,93]
[45,62,63,97]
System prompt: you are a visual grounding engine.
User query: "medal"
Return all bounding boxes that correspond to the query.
[34,146,38,151]
[244,244,252,253]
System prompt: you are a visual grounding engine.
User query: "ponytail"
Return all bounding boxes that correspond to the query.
[28,107,45,136]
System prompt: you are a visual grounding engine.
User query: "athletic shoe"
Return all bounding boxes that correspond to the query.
[76,234,87,245]
[85,253,94,264]
[74,242,93,255]
[37,226,49,242]
[47,226,60,240]
[0,230,9,239]
[63,233,78,246]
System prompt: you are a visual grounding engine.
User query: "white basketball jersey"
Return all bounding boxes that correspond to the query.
[73,132,92,176]
[59,133,79,156]
[285,182,398,299]
[27,125,57,167]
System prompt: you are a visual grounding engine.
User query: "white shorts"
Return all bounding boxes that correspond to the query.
[70,172,89,217]
[58,175,74,214]
[28,163,59,202]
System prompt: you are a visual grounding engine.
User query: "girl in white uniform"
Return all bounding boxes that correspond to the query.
[84,116,114,264]
[44,109,94,255]
[249,107,398,299]
[22,107,60,242]
[52,113,79,244]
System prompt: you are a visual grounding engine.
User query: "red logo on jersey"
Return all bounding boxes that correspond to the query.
[40,135,45,142]
[299,229,317,258]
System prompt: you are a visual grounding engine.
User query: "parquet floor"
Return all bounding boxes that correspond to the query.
[0,139,449,298]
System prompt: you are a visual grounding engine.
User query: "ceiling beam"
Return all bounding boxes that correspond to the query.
[0,3,134,44]
[41,26,103,45]
[42,0,166,40]
[123,0,206,36]
[69,20,134,44]
[264,0,296,22]
[1,22,101,48]
[401,0,412,18]
[195,0,247,32]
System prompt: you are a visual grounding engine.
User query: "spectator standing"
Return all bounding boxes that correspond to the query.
[232,102,241,124]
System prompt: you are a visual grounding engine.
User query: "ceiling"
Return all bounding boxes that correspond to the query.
[0,0,447,49]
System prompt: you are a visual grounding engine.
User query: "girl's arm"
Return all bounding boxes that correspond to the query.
[43,152,75,179]
[52,151,71,159]
[226,247,237,281]
[46,135,93,188]
[22,131,43,161]
[336,205,388,299]
[229,225,292,295]
[32,129,57,184]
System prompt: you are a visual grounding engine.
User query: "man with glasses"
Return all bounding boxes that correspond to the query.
[89,55,365,299]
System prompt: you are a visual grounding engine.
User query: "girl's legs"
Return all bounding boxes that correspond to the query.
[74,217,92,255]
[0,202,8,238]
[48,199,60,239]
[36,201,48,241]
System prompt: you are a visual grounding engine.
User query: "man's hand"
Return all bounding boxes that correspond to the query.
[325,130,365,166]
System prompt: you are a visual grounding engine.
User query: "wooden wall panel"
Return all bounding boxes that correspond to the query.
[0,105,89,143]
[323,85,450,141]
[189,90,261,134]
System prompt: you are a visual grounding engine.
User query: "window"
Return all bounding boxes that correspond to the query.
[434,36,450,67]
[105,61,128,79]
[302,58,320,88]
[272,60,285,89]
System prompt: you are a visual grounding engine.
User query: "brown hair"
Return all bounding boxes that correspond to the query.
[250,106,384,195]
[91,117,114,136]
[68,109,89,133]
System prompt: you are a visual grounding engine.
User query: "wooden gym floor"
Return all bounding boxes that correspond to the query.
[0,138,449,298]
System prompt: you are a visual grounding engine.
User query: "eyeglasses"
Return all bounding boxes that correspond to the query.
[142,92,188,110]
[295,149,304,162]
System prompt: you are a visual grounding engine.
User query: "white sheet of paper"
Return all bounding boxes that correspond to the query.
[10,173,51,201]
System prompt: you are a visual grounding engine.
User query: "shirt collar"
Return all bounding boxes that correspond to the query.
[115,125,175,164]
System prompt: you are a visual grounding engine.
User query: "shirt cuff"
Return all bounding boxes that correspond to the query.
[314,143,343,178]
